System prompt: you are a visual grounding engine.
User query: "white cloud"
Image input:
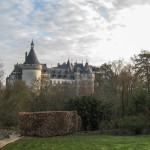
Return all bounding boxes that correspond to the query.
[0,0,150,78]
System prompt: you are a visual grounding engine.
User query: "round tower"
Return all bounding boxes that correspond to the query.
[22,40,42,86]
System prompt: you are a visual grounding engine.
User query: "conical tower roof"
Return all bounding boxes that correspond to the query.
[24,40,40,64]
[67,59,73,72]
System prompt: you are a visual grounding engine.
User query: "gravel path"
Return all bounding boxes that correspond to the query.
[0,133,21,148]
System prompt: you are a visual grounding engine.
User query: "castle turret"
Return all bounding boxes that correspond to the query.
[22,40,42,86]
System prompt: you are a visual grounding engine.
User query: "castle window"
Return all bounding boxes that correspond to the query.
[58,74,62,78]
[52,74,56,78]
[63,75,67,78]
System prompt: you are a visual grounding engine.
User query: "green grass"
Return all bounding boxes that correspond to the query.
[1,135,150,150]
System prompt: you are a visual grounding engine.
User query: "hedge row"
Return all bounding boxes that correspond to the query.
[19,111,79,137]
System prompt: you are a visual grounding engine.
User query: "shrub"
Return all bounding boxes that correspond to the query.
[131,89,150,114]
[65,95,111,131]
[117,116,150,135]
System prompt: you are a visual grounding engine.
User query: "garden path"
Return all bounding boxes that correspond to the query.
[0,133,21,148]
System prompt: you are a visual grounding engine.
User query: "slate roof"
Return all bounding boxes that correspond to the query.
[74,63,84,73]
[11,64,22,75]
[53,61,92,74]
[67,59,73,72]
[24,41,40,64]
[58,63,67,69]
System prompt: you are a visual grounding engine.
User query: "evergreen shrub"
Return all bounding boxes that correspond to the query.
[65,95,112,131]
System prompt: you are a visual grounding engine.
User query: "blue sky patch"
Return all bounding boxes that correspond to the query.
[32,0,45,9]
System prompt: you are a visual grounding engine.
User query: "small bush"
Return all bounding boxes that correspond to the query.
[117,116,150,135]
[99,116,150,135]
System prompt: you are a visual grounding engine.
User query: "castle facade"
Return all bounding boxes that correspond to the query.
[6,41,95,94]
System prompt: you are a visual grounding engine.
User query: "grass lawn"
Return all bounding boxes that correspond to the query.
[1,135,150,150]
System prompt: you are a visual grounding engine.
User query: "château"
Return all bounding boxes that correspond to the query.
[6,40,95,94]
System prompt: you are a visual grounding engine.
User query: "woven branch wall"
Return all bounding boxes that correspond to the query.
[19,111,79,137]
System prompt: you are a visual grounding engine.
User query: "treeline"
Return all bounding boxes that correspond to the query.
[0,78,77,127]
[93,50,150,119]
[0,50,150,134]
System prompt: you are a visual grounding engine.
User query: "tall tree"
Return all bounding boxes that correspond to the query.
[132,50,150,92]
[94,60,133,118]
[0,80,31,127]
[118,64,133,118]
[94,63,115,93]
[0,61,4,89]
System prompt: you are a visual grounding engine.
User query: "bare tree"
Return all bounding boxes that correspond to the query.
[0,61,4,89]
[118,64,133,118]
[94,60,134,118]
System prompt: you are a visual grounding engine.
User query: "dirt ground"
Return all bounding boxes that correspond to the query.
[0,133,21,148]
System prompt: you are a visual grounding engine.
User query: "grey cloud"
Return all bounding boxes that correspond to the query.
[114,0,150,9]
[1,0,148,78]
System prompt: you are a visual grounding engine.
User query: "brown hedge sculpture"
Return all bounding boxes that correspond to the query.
[19,111,79,137]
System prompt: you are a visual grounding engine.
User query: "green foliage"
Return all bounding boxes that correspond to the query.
[102,102,112,121]
[0,80,31,127]
[99,115,150,135]
[0,78,77,128]
[117,116,150,135]
[65,95,112,131]
[132,50,150,92]
[131,88,150,114]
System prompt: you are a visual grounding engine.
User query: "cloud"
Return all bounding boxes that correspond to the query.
[1,0,150,79]
[114,0,150,9]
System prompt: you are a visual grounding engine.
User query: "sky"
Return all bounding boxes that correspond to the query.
[1,0,150,79]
